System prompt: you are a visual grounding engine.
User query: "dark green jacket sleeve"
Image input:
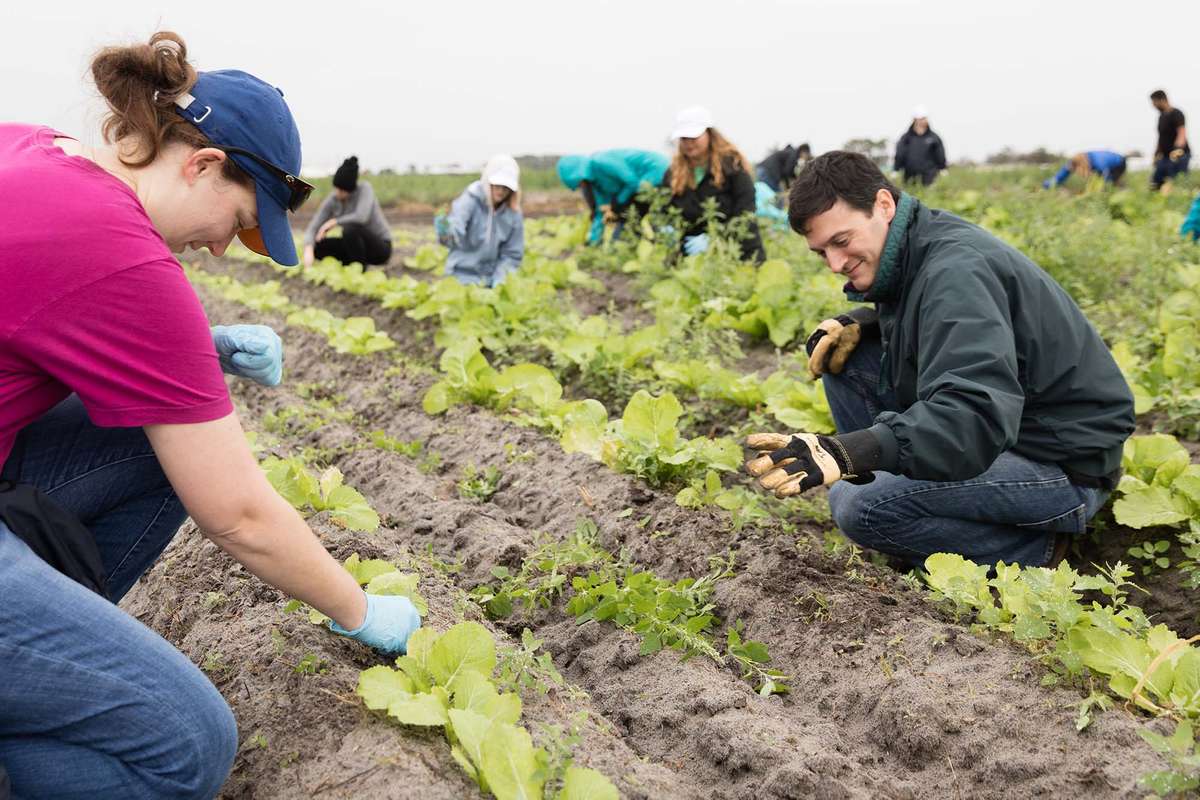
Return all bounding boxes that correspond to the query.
[869,245,1026,480]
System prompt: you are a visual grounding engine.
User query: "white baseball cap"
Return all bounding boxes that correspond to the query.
[671,106,714,140]
[912,104,929,120]
[483,154,520,192]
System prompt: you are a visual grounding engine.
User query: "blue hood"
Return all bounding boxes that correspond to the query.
[556,155,591,190]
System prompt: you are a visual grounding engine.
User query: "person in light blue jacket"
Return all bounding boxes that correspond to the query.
[436,155,525,287]
[556,149,669,245]
[1042,150,1127,189]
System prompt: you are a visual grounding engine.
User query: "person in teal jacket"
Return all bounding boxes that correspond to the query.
[556,149,668,244]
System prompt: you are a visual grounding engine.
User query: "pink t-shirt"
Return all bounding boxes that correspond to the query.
[0,124,233,465]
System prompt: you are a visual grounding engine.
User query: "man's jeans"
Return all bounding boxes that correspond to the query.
[823,339,1109,568]
[1152,154,1191,188]
[0,396,235,799]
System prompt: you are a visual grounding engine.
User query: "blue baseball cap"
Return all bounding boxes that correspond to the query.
[173,70,312,266]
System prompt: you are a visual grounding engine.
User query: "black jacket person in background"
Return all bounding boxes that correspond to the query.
[894,105,947,186]
[745,152,1134,569]
[756,143,811,193]
[1150,89,1190,191]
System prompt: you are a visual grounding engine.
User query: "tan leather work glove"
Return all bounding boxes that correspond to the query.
[805,307,878,379]
[745,433,848,497]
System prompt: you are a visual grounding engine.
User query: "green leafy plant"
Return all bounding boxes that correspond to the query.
[922,553,1200,722]
[473,519,787,694]
[286,308,397,356]
[261,456,380,532]
[371,430,424,457]
[457,464,502,503]
[1129,539,1174,576]
[597,390,741,487]
[403,242,448,272]
[1140,720,1200,798]
[356,620,617,800]
[1113,434,1200,530]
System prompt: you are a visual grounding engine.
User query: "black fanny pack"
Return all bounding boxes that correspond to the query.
[0,480,108,598]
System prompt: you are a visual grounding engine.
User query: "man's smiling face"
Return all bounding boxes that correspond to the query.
[803,189,897,293]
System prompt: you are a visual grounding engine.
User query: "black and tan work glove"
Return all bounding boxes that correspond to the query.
[1170,148,1188,163]
[805,307,879,379]
[745,429,883,497]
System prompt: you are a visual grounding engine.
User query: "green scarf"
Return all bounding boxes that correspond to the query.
[845,191,915,303]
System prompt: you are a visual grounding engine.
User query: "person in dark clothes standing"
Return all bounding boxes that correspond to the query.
[893,105,947,186]
[302,156,393,267]
[1150,89,1190,192]
[661,106,765,263]
[743,151,1134,569]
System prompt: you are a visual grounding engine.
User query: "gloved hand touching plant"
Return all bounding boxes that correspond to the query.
[434,213,450,242]
[328,592,422,654]
[683,233,710,256]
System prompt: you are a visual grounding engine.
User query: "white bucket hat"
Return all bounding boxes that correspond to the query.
[483,154,520,192]
[671,106,714,140]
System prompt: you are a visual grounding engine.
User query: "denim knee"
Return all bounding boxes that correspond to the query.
[176,684,237,798]
[150,671,237,799]
[828,481,869,542]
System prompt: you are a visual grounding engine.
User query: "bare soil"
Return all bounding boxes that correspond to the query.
[116,253,1185,799]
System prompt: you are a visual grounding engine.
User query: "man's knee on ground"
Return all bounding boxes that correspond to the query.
[828,482,869,542]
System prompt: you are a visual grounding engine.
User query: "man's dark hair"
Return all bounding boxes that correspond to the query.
[1150,89,1168,102]
[797,142,812,157]
[787,151,900,234]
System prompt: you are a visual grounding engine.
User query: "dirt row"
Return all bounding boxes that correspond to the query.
[116,268,1177,798]
[200,243,1200,641]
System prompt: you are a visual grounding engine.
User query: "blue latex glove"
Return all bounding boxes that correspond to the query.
[1041,178,1052,190]
[329,593,422,654]
[1182,196,1200,242]
[211,324,283,387]
[434,213,450,240]
[683,233,710,255]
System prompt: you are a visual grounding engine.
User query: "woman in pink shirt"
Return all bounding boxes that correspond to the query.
[0,32,419,799]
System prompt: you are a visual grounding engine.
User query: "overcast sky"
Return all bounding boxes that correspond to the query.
[5,0,1198,175]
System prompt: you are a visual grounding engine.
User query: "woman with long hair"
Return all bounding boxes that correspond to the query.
[661,106,765,263]
[0,32,420,799]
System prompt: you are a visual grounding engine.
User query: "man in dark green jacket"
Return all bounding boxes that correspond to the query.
[745,151,1134,567]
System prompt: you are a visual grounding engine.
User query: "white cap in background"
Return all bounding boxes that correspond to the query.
[671,106,714,139]
[483,154,520,192]
[912,104,929,119]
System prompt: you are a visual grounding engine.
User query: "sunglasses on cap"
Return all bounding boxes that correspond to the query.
[214,145,315,212]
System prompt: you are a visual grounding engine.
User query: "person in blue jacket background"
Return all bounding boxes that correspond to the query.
[1042,150,1127,189]
[436,155,525,287]
[556,149,668,245]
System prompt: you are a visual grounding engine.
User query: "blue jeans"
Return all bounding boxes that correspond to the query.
[0,396,236,799]
[1152,154,1190,188]
[822,339,1109,567]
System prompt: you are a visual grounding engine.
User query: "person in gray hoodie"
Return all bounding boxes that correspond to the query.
[436,155,525,287]
[302,156,393,267]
